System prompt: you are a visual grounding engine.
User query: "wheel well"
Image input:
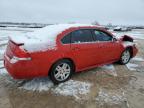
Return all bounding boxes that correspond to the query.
[48,58,76,76]
[126,46,133,58]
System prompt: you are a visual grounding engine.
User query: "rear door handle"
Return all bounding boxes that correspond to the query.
[99,45,104,48]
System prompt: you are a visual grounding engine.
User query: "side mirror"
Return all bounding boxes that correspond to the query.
[112,37,117,42]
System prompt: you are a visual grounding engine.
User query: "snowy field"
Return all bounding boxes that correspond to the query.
[0,26,144,108]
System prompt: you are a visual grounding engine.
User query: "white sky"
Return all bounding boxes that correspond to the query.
[0,0,144,25]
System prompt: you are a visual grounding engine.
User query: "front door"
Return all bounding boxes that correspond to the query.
[92,29,122,63]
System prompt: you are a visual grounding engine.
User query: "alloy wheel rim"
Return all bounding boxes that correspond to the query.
[54,63,71,81]
[122,50,130,63]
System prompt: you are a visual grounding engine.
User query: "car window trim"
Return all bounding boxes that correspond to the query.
[61,28,114,45]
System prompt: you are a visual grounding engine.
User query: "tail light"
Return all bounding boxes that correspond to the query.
[11,45,31,63]
[14,45,30,58]
[5,40,31,64]
[10,44,31,63]
[10,56,31,64]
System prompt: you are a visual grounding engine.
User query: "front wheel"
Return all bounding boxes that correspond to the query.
[49,60,73,84]
[119,49,131,65]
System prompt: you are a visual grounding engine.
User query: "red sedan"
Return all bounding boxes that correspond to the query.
[4,24,138,84]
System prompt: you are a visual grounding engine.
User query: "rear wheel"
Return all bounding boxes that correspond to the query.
[119,49,131,64]
[50,59,73,84]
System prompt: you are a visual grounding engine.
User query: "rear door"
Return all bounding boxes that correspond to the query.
[70,29,97,69]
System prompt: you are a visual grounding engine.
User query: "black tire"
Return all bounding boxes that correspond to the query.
[49,59,73,84]
[119,48,131,65]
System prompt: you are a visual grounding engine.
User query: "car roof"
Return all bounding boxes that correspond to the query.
[10,24,105,52]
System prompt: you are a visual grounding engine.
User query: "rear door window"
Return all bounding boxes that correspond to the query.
[61,33,71,44]
[71,29,94,43]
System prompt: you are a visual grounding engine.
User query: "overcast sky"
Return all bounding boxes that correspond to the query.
[0,0,144,25]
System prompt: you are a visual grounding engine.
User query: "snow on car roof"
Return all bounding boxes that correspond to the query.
[10,24,98,52]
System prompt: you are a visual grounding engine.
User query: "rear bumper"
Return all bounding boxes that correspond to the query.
[4,54,49,79]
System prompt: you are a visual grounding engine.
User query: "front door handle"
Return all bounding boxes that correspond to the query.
[72,47,80,50]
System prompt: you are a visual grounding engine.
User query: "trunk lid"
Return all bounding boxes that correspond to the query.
[6,39,29,59]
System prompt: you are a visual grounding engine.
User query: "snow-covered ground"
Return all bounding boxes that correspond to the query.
[20,77,54,91]
[0,68,7,75]
[0,26,39,32]
[0,63,92,100]
[131,56,144,62]
[0,63,117,100]
[0,64,114,100]
[0,60,4,68]
[126,63,139,71]
[98,64,117,77]
[7,75,92,100]
[52,80,91,99]
[126,56,144,71]
[96,88,128,106]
